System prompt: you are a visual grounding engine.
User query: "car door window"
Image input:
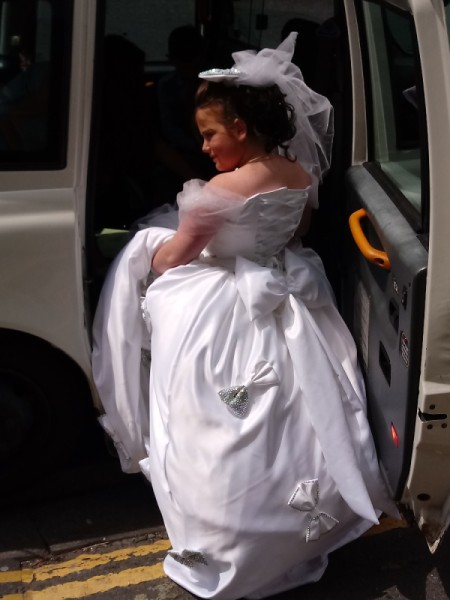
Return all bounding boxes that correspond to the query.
[361,1,427,227]
[0,0,72,169]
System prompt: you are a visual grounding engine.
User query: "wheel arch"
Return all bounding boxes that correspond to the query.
[0,326,99,490]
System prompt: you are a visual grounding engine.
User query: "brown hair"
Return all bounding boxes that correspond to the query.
[195,81,296,156]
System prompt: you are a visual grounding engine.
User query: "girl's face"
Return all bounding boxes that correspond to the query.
[195,104,246,172]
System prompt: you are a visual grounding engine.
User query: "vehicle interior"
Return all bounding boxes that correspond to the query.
[0,0,438,506]
[0,0,347,491]
[84,0,343,307]
[85,0,432,506]
[0,0,343,297]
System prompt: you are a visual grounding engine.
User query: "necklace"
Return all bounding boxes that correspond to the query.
[235,154,275,170]
[246,154,273,165]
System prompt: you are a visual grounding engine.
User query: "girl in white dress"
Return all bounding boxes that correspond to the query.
[92,32,398,600]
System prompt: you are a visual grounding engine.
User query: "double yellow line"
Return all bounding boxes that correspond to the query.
[0,538,171,600]
[0,517,408,599]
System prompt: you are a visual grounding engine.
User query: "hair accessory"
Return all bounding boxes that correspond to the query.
[199,33,333,207]
[199,67,242,82]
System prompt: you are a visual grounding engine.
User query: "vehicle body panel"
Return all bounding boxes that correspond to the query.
[0,0,95,376]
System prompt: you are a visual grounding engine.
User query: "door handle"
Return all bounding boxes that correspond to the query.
[349,208,391,270]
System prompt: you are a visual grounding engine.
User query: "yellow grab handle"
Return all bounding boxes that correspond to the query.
[349,208,391,270]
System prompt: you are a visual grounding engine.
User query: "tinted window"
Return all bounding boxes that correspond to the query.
[0,0,71,170]
[362,2,426,222]
[230,0,333,49]
[105,0,195,63]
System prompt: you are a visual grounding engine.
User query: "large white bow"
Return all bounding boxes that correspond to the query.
[236,247,384,524]
[235,248,335,321]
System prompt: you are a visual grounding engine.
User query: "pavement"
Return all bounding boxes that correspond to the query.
[0,455,160,561]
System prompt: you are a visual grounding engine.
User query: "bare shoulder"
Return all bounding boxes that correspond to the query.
[209,172,235,189]
[208,157,312,197]
[209,171,252,196]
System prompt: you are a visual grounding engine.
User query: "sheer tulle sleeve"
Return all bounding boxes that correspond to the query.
[130,202,179,234]
[177,179,246,236]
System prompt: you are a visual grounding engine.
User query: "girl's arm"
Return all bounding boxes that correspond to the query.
[151,178,244,274]
[151,229,212,274]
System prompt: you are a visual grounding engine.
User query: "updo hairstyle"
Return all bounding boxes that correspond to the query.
[195,81,296,157]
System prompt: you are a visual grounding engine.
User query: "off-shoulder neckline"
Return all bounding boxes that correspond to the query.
[202,179,311,201]
[246,185,311,201]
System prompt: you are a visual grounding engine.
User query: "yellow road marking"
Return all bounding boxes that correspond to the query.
[0,520,408,599]
[28,538,171,582]
[0,538,170,588]
[0,569,33,584]
[365,516,409,536]
[23,563,164,600]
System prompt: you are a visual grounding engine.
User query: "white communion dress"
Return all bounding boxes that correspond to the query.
[92,179,397,600]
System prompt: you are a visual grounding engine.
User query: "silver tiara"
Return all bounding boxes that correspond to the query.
[198,67,242,83]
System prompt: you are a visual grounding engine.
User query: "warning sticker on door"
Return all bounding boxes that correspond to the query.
[400,331,409,367]
[354,281,370,370]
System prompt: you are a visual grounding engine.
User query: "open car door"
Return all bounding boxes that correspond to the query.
[343,0,450,549]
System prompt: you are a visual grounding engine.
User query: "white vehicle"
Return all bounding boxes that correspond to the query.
[0,0,449,549]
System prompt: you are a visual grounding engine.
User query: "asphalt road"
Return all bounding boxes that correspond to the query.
[1,430,450,600]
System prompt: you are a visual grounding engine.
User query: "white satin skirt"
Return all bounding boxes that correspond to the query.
[92,226,397,600]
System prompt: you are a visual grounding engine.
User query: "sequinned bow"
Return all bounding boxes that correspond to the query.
[219,386,248,417]
[288,479,339,542]
[218,361,279,418]
[168,549,208,568]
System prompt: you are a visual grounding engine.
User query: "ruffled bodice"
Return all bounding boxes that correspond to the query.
[206,187,309,263]
[177,179,310,264]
